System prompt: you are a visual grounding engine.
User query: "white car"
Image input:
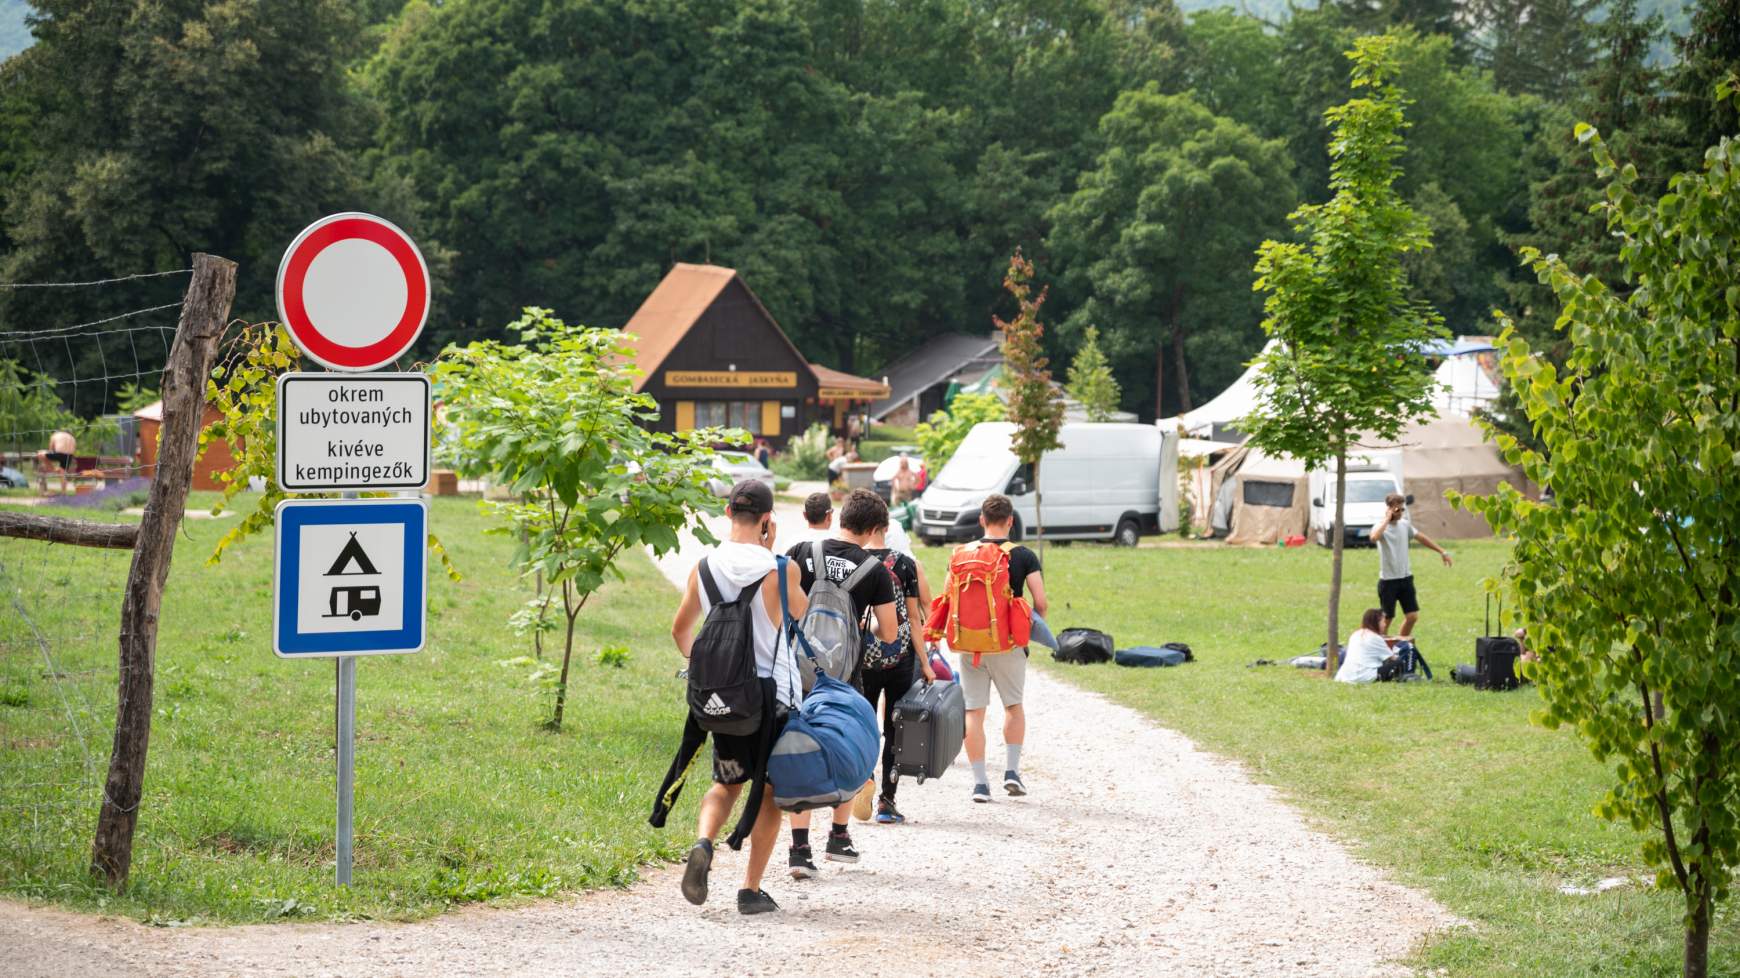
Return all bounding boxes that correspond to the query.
[707,451,777,497]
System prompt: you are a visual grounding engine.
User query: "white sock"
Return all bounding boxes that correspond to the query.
[971,760,988,786]
[1006,744,1023,775]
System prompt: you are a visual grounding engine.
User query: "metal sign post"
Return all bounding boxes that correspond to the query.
[336,654,356,884]
[274,211,433,887]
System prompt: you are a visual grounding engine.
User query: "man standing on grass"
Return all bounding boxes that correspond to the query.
[960,493,1046,803]
[1370,491,1451,638]
[784,488,899,877]
[667,480,808,915]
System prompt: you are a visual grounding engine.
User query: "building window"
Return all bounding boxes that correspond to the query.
[695,401,762,434]
[1243,480,1295,508]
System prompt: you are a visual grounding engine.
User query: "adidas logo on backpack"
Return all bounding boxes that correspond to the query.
[701,692,731,716]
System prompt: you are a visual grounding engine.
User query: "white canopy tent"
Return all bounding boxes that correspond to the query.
[1432,354,1501,417]
[1168,339,1276,439]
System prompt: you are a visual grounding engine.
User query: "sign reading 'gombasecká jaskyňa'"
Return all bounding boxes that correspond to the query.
[662,370,798,388]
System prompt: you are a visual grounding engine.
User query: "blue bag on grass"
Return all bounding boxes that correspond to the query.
[769,557,880,813]
[1114,645,1189,668]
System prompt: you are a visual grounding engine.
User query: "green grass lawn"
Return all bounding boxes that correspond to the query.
[4,498,1735,975]
[1,494,699,923]
[913,538,1736,978]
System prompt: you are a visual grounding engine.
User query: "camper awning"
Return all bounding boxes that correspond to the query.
[811,364,890,402]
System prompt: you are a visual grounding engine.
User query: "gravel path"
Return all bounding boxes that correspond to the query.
[3,506,1457,977]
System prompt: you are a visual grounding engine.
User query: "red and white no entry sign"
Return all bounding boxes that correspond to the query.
[276,212,430,372]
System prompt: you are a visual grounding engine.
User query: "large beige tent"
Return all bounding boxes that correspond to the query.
[1361,415,1529,539]
[1212,445,1310,545]
[1207,414,1530,545]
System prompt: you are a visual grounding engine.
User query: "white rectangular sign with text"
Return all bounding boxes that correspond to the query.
[276,372,431,492]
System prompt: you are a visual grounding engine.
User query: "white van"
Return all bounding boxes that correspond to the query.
[1308,451,1405,547]
[914,422,1178,546]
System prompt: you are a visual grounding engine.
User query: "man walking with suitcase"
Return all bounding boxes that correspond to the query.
[955,494,1046,803]
[862,517,936,824]
[1370,492,1452,638]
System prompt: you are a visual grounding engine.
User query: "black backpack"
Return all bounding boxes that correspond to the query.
[687,558,766,736]
[861,551,912,672]
[1053,628,1114,664]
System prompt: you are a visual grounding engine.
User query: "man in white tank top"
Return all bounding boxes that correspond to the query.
[669,480,808,915]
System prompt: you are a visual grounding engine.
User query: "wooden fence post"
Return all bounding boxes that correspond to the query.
[89,253,236,886]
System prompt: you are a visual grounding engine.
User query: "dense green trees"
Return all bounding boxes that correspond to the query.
[1050,87,1293,417]
[0,0,396,414]
[0,0,1724,423]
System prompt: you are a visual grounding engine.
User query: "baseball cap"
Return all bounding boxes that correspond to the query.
[726,479,774,515]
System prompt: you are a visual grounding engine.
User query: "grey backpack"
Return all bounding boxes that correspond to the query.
[793,539,876,694]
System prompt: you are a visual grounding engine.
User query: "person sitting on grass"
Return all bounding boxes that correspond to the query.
[1334,608,1394,684]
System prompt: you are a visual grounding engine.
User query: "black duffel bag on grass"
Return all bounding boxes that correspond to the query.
[1053,627,1114,664]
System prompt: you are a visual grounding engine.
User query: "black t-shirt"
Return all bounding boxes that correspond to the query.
[980,539,1041,598]
[786,539,897,620]
[865,547,921,657]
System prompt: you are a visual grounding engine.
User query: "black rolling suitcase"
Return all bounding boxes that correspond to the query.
[891,663,965,784]
[1474,595,1521,691]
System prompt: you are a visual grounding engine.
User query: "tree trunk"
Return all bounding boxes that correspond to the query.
[1031,458,1045,552]
[1153,330,1166,420]
[1170,293,1193,413]
[551,583,576,731]
[90,253,236,886]
[1685,875,1710,978]
[1327,451,1348,677]
[532,571,546,661]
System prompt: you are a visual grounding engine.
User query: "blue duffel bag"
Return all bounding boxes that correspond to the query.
[1114,644,1192,668]
[769,670,879,812]
[770,559,880,813]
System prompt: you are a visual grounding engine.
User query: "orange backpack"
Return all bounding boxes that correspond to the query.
[925,541,1032,667]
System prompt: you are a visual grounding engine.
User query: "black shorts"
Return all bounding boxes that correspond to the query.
[711,708,786,785]
[1379,575,1419,618]
[45,451,73,470]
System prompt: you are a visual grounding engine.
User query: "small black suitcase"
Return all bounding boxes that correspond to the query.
[1474,595,1521,691]
[891,667,965,784]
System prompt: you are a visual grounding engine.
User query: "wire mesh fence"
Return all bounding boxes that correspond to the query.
[0,272,187,890]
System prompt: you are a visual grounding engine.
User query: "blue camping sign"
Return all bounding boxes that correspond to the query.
[273,498,427,657]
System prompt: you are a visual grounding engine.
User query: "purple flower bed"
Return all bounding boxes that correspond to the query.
[59,477,152,510]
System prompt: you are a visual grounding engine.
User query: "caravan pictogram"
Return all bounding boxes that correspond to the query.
[323,532,383,622]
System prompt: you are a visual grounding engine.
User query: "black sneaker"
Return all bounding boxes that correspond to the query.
[788,844,817,880]
[824,831,860,864]
[874,796,905,824]
[1003,771,1027,797]
[737,888,780,915]
[681,840,712,906]
[972,782,991,803]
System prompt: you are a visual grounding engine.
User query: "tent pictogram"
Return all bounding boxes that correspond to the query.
[327,532,379,577]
